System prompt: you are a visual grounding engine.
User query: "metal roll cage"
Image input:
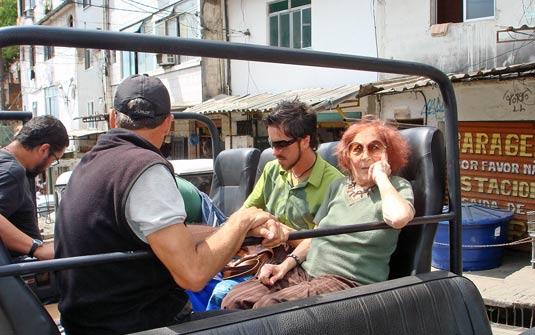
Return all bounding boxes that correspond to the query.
[0,25,462,277]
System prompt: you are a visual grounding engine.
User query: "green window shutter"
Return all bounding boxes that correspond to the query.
[269,16,279,46]
[292,11,301,48]
[280,13,290,47]
[302,8,311,48]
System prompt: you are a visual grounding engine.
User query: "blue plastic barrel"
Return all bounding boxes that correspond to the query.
[432,203,513,271]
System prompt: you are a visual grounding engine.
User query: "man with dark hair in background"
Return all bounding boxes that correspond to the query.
[55,74,287,335]
[0,115,69,260]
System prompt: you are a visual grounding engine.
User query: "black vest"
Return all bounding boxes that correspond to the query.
[55,129,188,335]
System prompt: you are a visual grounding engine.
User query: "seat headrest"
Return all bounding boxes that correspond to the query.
[317,142,339,169]
[256,148,276,182]
[210,148,261,216]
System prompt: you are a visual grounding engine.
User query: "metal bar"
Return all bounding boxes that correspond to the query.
[0,251,152,277]
[172,112,221,158]
[0,214,454,278]
[0,111,33,122]
[243,213,454,246]
[0,26,462,274]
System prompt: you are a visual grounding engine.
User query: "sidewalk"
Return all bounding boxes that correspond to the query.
[453,249,535,334]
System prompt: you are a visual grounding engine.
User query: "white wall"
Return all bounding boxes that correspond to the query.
[19,6,79,132]
[108,0,202,108]
[376,1,535,77]
[378,78,535,125]
[227,0,378,95]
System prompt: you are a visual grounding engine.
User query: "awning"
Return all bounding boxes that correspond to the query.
[183,85,362,115]
[120,21,144,33]
[68,129,106,139]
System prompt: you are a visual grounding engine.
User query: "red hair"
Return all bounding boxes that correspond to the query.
[336,118,410,175]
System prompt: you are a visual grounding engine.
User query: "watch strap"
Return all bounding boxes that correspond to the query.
[28,239,43,258]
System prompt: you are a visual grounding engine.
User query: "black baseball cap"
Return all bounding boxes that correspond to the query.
[114,74,171,119]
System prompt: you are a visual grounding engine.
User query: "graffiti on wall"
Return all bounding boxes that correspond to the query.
[502,81,534,114]
[421,96,445,118]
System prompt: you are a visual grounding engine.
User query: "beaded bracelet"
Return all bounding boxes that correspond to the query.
[287,253,301,265]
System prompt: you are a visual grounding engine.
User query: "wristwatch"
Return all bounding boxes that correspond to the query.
[28,239,44,258]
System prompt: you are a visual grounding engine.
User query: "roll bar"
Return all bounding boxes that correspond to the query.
[0,25,462,275]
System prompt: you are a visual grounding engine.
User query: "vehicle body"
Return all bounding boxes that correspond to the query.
[0,25,521,335]
[55,159,214,204]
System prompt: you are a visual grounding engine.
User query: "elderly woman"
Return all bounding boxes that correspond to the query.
[221,117,415,310]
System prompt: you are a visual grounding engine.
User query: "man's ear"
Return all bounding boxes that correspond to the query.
[302,135,311,149]
[36,143,51,157]
[108,109,117,129]
[164,114,173,132]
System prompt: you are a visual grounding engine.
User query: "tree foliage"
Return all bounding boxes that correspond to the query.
[0,0,19,68]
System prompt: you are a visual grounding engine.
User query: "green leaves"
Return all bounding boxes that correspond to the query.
[0,0,19,69]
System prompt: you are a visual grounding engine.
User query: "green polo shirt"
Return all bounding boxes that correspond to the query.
[175,176,202,224]
[243,155,343,230]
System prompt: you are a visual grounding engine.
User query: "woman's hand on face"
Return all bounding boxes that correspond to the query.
[257,263,287,286]
[369,151,391,183]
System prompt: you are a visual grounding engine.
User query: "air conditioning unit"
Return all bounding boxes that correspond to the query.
[156,53,176,66]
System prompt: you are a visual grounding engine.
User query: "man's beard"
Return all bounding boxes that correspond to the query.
[278,143,302,172]
[27,159,49,178]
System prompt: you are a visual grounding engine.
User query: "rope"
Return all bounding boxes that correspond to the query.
[433,237,533,248]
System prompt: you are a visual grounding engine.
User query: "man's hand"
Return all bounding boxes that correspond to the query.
[248,218,289,248]
[33,241,54,260]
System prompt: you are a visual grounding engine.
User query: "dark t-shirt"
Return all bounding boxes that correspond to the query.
[0,150,41,256]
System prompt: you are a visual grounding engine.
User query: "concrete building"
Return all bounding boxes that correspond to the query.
[225,0,378,95]
[16,0,214,159]
[369,0,535,243]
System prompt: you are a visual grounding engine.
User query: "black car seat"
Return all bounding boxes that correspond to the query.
[210,148,261,216]
[146,272,492,335]
[0,241,60,335]
[388,126,446,278]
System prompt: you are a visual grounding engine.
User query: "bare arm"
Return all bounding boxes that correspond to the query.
[0,213,53,260]
[187,224,218,244]
[147,207,285,291]
[370,152,415,229]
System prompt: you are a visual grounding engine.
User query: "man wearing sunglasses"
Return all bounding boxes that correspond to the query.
[0,115,69,260]
[206,99,343,310]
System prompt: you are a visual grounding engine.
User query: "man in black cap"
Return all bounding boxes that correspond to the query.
[55,74,287,335]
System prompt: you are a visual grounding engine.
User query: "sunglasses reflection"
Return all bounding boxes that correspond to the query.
[349,140,386,158]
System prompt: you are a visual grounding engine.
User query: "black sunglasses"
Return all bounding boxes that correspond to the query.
[49,152,61,167]
[268,138,298,149]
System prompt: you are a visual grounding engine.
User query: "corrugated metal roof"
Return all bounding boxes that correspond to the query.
[183,85,361,115]
[375,62,535,94]
[183,62,535,115]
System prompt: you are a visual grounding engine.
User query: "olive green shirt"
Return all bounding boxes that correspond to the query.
[302,176,414,285]
[244,155,343,230]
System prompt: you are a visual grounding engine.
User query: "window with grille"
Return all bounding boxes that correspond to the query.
[236,120,253,136]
